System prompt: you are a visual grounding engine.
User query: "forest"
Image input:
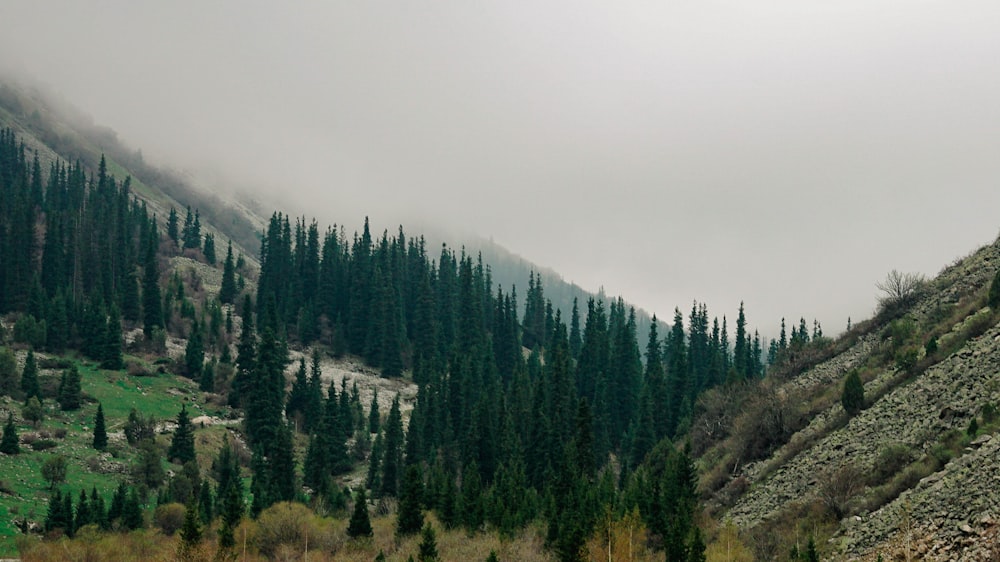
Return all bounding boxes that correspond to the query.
[0,127,828,560]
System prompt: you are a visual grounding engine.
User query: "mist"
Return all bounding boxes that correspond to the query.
[2,1,1000,334]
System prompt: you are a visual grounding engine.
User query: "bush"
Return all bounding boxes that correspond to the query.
[254,502,332,557]
[871,443,913,483]
[818,463,864,519]
[989,268,1000,309]
[30,439,58,451]
[153,503,186,535]
[876,270,927,317]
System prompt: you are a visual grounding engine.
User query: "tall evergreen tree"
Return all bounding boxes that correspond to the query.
[347,487,373,538]
[142,224,163,339]
[21,349,39,402]
[219,240,238,305]
[0,413,19,455]
[58,366,82,411]
[397,463,425,536]
[168,405,196,464]
[379,397,405,498]
[92,403,108,451]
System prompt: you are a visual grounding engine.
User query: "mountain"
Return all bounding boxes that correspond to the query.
[694,235,1000,560]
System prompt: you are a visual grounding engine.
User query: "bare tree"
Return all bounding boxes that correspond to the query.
[818,462,865,519]
[876,270,926,312]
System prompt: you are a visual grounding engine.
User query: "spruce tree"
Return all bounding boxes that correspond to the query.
[142,225,163,339]
[397,463,425,536]
[21,349,39,402]
[417,522,439,562]
[203,233,216,264]
[368,388,381,434]
[167,207,180,244]
[185,319,204,380]
[179,498,202,551]
[168,404,196,464]
[57,366,82,411]
[92,403,108,451]
[379,397,404,497]
[842,370,865,416]
[347,487,373,538]
[23,396,43,428]
[0,413,19,454]
[219,241,238,304]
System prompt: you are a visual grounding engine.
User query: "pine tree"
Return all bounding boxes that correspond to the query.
[368,388,381,434]
[23,397,43,428]
[397,463,425,536]
[347,487,373,538]
[219,241,238,305]
[203,232,216,264]
[842,370,865,416]
[92,403,108,451]
[179,498,202,551]
[379,397,404,497]
[167,207,180,244]
[168,405,196,464]
[122,487,144,530]
[21,349,39,402]
[184,319,204,380]
[142,225,163,339]
[0,413,19,454]
[58,366,81,411]
[418,522,439,562]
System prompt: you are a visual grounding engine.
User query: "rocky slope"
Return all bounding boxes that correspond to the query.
[723,236,1000,560]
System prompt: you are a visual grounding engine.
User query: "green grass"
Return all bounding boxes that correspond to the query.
[0,356,219,556]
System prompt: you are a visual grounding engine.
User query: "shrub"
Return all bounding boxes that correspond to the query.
[254,501,331,557]
[31,439,58,451]
[989,267,1000,309]
[153,502,186,535]
[871,443,913,483]
[876,270,927,317]
[818,463,864,519]
[983,403,998,425]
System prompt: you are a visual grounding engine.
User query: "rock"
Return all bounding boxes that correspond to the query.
[959,523,974,535]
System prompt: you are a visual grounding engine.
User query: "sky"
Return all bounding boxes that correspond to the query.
[2,1,1000,336]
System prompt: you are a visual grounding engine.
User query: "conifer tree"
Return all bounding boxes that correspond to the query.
[21,349,39,402]
[842,370,865,416]
[93,403,108,451]
[219,241,238,305]
[179,498,202,552]
[168,404,196,464]
[990,267,1000,310]
[0,413,19,454]
[58,366,82,411]
[418,522,439,562]
[203,232,216,264]
[167,207,180,244]
[368,388,381,434]
[142,225,163,339]
[23,396,43,428]
[185,319,204,380]
[122,487,144,530]
[380,397,404,497]
[347,487,373,538]
[397,463,425,536]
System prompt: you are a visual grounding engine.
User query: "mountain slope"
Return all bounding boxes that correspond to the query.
[706,236,1000,560]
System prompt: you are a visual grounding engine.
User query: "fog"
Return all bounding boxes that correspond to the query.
[2,1,1000,335]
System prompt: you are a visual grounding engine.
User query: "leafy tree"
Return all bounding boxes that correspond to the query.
[23,396,43,428]
[93,403,108,450]
[347,487,373,538]
[842,370,865,416]
[0,413,19,454]
[41,455,68,489]
[168,405,197,464]
[21,349,39,402]
[57,366,82,411]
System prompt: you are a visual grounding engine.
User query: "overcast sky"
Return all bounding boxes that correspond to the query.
[2,1,1000,336]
